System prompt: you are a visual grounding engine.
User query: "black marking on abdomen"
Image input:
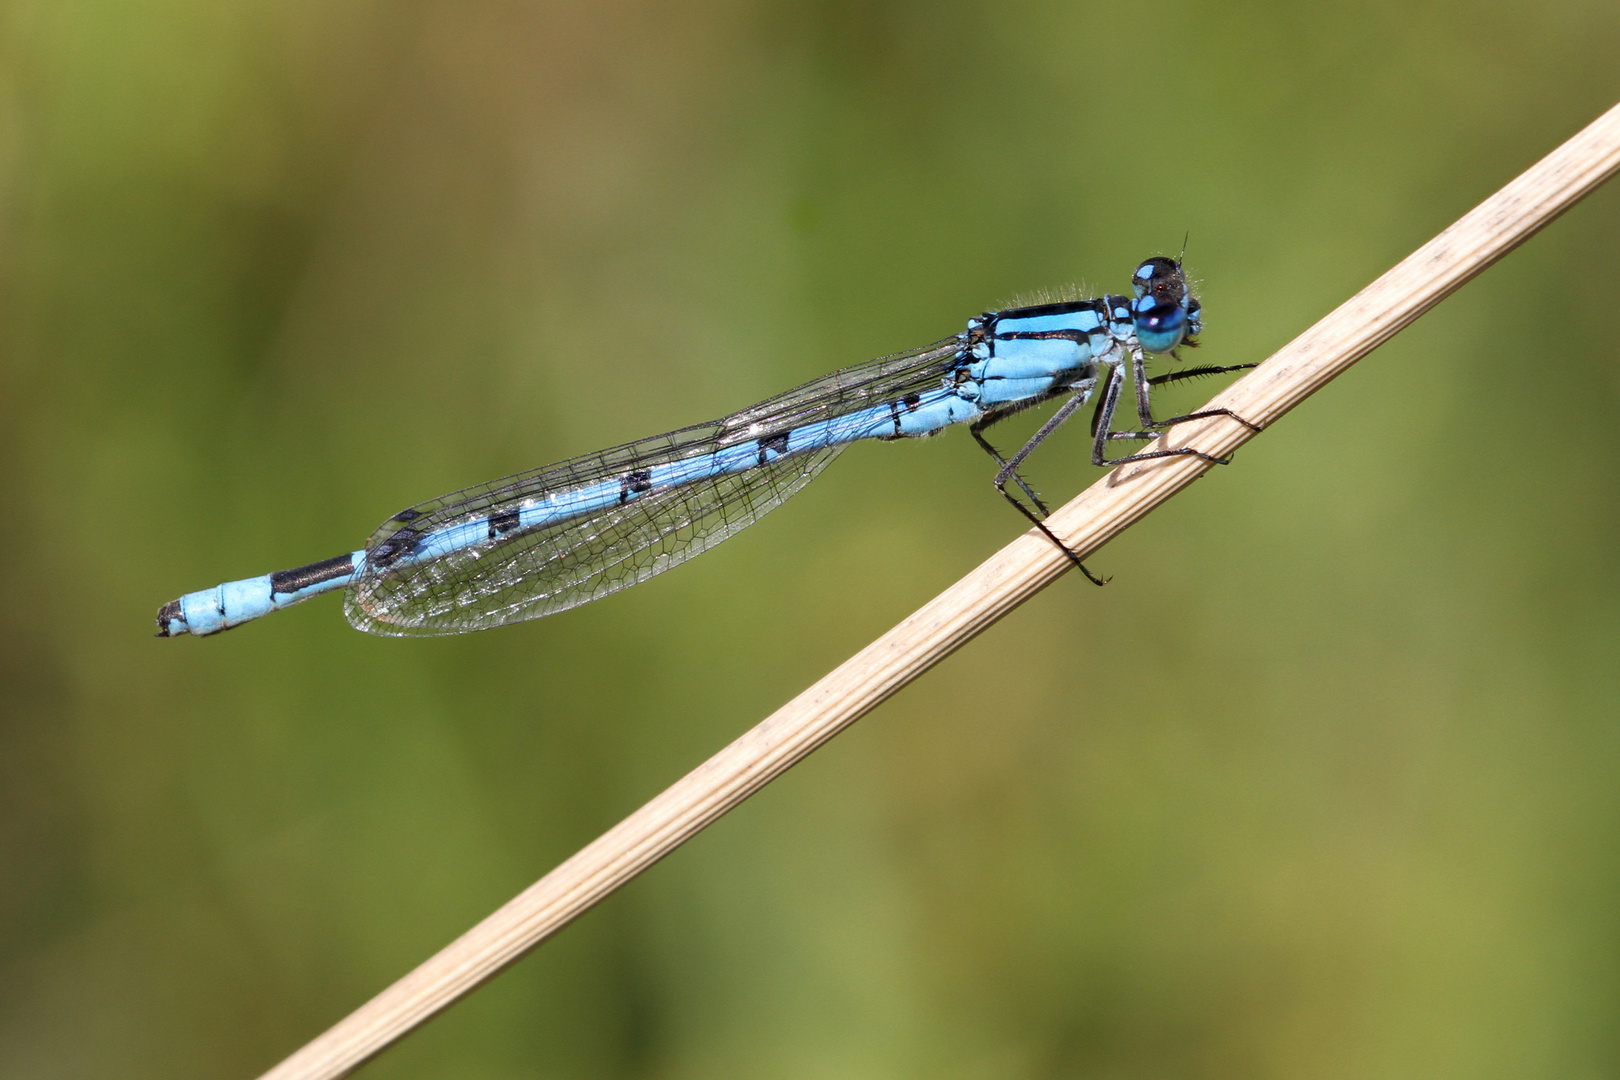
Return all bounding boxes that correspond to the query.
[996,329,1092,342]
[881,394,922,440]
[370,527,421,569]
[619,469,653,504]
[271,553,355,595]
[489,508,521,538]
[995,298,1106,319]
[155,598,182,637]
[757,432,790,465]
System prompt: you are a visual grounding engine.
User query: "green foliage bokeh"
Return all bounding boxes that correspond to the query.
[2,2,1619,1077]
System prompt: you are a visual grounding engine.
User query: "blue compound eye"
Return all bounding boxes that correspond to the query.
[1134,298,1188,353]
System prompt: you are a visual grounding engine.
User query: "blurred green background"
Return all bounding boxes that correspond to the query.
[3,2,1619,1077]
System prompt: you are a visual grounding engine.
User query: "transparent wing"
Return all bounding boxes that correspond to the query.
[345,336,966,635]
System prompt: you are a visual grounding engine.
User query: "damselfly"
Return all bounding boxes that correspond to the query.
[156,257,1253,638]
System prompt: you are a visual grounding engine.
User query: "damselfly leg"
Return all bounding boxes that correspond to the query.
[971,385,1108,586]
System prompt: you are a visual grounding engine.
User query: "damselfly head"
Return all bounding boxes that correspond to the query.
[1130,256,1187,303]
[1130,256,1200,354]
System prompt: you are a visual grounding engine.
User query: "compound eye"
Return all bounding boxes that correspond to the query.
[1134,297,1188,353]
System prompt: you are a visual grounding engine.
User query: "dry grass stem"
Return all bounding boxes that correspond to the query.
[258,101,1620,1080]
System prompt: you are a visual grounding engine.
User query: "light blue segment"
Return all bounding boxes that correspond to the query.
[175,580,264,635]
[415,520,488,562]
[991,310,1093,335]
[895,393,981,434]
[544,483,620,521]
[979,337,1094,381]
[977,375,1062,406]
[171,550,361,635]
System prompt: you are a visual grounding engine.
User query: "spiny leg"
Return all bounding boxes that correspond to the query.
[992,382,1095,488]
[1091,361,1234,468]
[970,386,1108,586]
[970,399,1060,514]
[1137,353,1264,432]
[1150,405,1265,432]
[1146,364,1258,388]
